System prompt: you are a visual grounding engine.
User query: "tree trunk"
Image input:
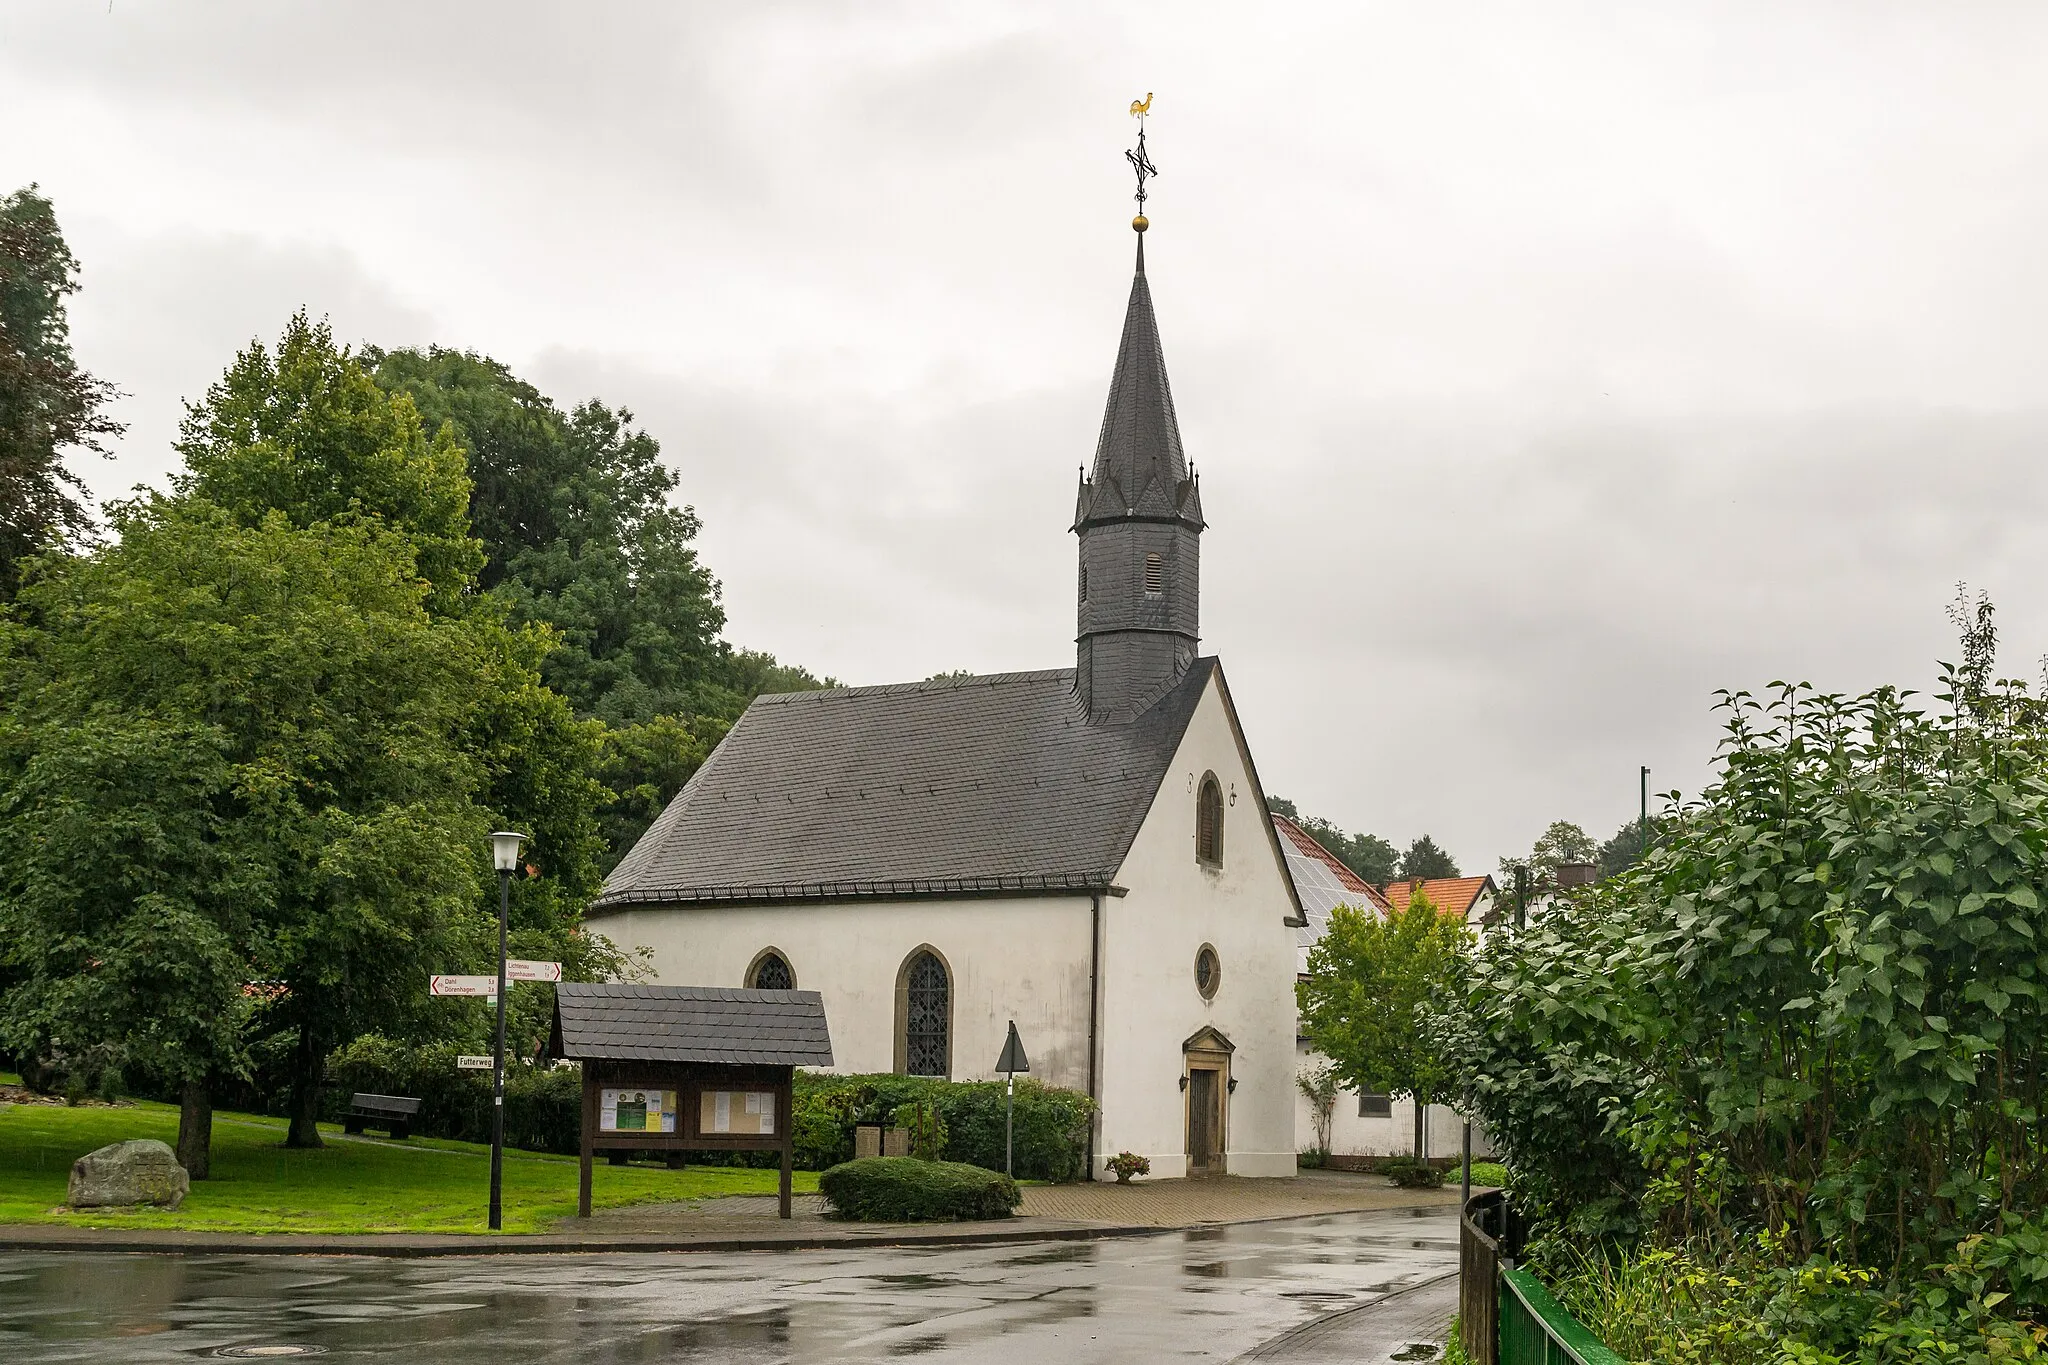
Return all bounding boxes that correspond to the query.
[1413,1099,1426,1161]
[285,1022,325,1148]
[176,1076,213,1179]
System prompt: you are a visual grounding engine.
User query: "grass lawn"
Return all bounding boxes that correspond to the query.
[0,1093,817,1235]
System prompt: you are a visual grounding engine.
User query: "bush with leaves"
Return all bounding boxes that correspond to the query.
[1456,609,2048,1348]
[818,1156,1019,1222]
[788,1073,1093,1181]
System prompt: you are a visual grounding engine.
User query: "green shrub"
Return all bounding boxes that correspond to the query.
[1382,1156,1444,1188]
[1462,1161,1508,1188]
[818,1156,1020,1222]
[791,1073,1093,1180]
[1107,1151,1150,1183]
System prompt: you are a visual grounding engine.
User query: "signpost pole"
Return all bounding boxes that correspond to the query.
[994,1020,1029,1181]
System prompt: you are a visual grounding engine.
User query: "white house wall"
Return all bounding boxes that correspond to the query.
[1098,670,1299,1181]
[1294,1042,1496,1161]
[585,896,1097,1090]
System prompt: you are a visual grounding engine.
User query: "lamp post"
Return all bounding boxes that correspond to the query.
[488,830,525,1232]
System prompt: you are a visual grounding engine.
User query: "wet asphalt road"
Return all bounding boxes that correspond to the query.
[0,1207,1457,1364]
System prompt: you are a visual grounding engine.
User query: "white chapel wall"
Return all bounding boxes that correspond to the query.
[585,896,1096,1091]
[1097,670,1300,1180]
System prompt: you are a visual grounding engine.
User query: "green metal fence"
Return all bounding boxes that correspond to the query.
[1498,1266,1626,1365]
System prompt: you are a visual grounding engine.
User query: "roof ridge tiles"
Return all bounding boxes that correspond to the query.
[750,667,1077,705]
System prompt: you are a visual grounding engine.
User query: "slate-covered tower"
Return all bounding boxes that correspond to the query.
[1073,227,1206,724]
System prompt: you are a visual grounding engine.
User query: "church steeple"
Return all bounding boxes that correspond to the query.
[1073,136,1205,724]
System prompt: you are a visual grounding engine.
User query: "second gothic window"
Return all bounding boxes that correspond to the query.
[750,951,794,991]
[904,951,950,1077]
[1197,774,1224,865]
[1144,552,1165,596]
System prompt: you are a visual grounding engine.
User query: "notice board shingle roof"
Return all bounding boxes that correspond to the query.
[552,983,834,1066]
[592,661,1216,909]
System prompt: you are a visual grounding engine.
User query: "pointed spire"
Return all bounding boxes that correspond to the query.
[1074,231,1203,531]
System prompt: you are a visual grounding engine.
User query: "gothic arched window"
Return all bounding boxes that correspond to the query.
[899,949,951,1077]
[1144,552,1165,596]
[748,949,794,991]
[1197,773,1224,866]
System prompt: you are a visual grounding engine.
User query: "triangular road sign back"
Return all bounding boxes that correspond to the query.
[995,1019,1030,1075]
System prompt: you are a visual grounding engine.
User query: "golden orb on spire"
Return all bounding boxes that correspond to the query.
[1132,214,1149,232]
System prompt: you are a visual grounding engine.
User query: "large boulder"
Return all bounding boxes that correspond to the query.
[67,1138,190,1210]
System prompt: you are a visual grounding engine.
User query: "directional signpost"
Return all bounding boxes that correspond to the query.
[994,1020,1031,1179]
[429,832,550,1234]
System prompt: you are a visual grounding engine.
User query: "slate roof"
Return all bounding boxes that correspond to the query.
[1274,814,1391,974]
[1074,235,1204,533]
[593,660,1218,909]
[551,983,834,1066]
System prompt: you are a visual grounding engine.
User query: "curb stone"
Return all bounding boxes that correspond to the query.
[0,1202,1454,1259]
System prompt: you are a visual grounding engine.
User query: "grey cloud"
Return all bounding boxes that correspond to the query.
[13,1,2048,876]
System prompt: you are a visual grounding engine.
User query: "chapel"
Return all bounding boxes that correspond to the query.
[588,213,1305,1181]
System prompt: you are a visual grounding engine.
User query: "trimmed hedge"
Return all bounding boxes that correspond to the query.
[818,1157,1020,1222]
[792,1072,1094,1181]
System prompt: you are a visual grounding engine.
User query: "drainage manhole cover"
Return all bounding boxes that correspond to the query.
[1281,1290,1353,1301]
[214,1347,328,1359]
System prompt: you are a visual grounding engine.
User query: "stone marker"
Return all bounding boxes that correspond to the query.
[68,1138,190,1210]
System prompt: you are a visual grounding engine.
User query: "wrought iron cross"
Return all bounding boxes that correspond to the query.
[1125,93,1157,210]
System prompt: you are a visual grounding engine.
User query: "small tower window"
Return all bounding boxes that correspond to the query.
[1079,564,1088,602]
[1196,772,1224,865]
[1195,944,1221,999]
[1144,552,1164,597]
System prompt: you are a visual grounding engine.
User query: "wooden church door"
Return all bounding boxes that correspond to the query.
[1187,1068,1221,1176]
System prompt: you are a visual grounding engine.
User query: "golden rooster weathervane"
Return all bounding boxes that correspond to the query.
[1125,92,1157,231]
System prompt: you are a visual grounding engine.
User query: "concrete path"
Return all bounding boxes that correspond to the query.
[0,1206,1461,1363]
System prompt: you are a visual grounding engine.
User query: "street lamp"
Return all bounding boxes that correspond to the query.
[488,830,525,1231]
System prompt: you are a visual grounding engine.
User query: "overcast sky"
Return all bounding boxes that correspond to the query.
[7,2,2048,874]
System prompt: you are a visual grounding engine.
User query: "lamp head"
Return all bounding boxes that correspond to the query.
[490,831,526,874]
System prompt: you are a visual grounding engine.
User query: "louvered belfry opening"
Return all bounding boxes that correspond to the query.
[1073,231,1205,725]
[1197,774,1224,864]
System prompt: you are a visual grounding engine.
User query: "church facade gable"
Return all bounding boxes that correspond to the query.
[1093,664,1301,1180]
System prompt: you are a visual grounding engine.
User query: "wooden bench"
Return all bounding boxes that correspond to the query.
[344,1092,422,1140]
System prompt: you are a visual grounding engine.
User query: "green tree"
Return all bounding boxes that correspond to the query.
[365,347,817,725]
[0,713,259,1175]
[1396,834,1460,880]
[1298,888,1472,1158]
[0,503,495,1159]
[1594,816,1649,879]
[0,184,121,599]
[174,314,482,612]
[172,322,619,1030]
